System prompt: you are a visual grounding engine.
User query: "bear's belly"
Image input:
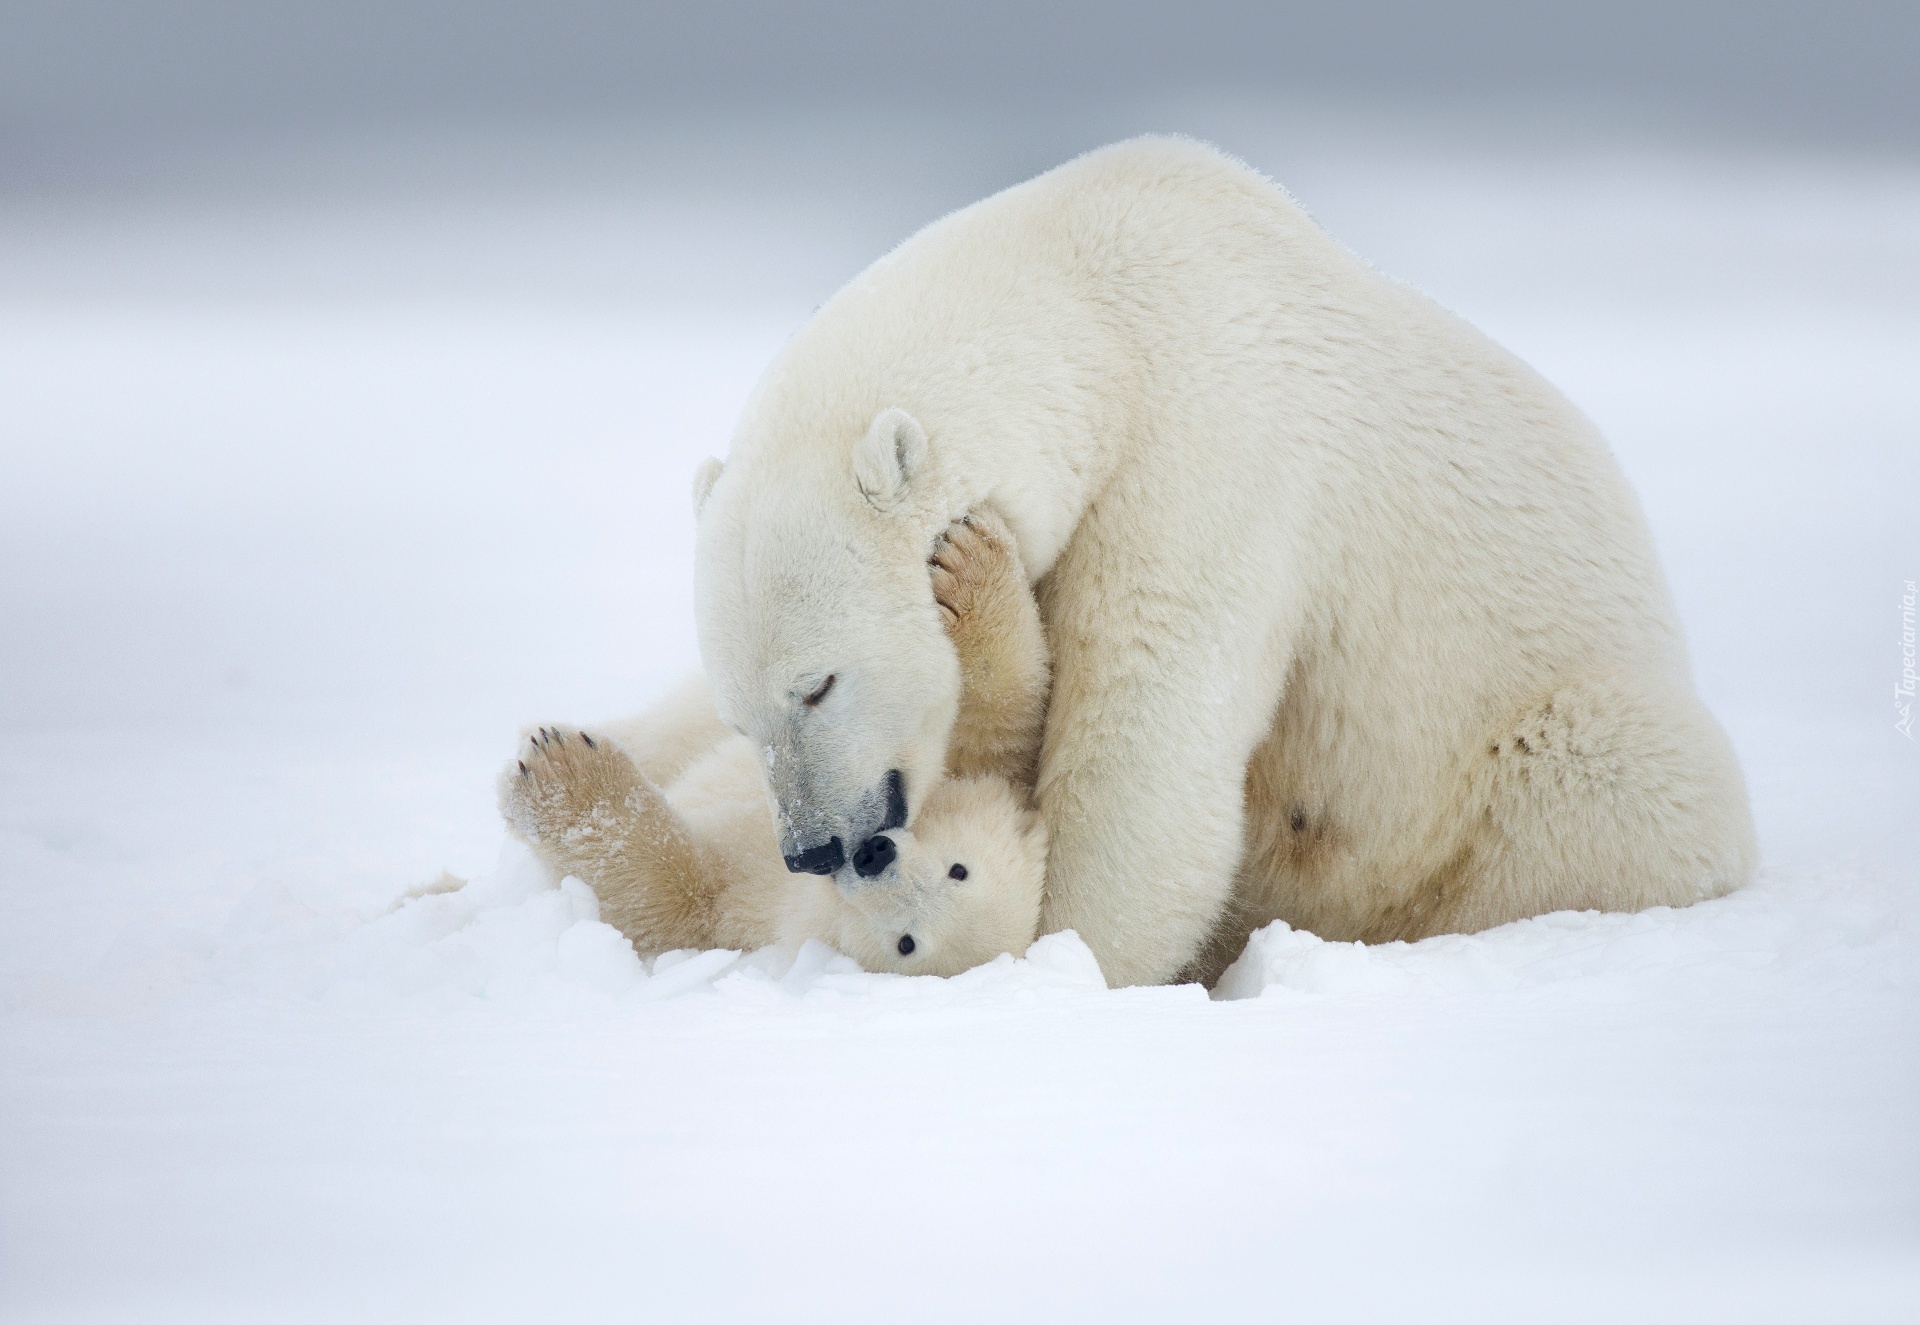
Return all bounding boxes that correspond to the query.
[1178,667,1496,984]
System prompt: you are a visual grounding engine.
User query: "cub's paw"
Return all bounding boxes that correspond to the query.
[499,726,641,854]
[930,510,1027,631]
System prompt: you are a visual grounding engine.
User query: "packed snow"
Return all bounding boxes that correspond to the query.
[2,111,1916,1321]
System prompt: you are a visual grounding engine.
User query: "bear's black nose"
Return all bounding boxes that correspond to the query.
[851,833,896,878]
[880,769,908,832]
[897,934,915,956]
[783,837,844,876]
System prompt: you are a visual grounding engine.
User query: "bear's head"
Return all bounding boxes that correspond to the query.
[804,775,1047,976]
[693,407,962,881]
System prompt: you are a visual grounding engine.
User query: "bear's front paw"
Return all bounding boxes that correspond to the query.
[930,510,1026,630]
[499,726,642,856]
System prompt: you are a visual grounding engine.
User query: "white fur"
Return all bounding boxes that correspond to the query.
[504,510,1055,978]
[851,407,928,511]
[781,775,1047,976]
[500,707,1048,979]
[693,136,1757,987]
[690,456,725,517]
[657,723,1047,977]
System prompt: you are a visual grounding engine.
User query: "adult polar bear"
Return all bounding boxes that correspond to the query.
[683,136,1755,987]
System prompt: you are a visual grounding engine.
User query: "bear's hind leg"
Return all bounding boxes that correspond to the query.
[1445,674,1756,935]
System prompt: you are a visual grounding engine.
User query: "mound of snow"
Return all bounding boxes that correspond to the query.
[209,838,1112,1010]
[1213,867,1908,1001]
[207,831,1912,1024]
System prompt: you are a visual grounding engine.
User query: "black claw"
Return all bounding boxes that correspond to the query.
[518,760,527,775]
[580,732,595,748]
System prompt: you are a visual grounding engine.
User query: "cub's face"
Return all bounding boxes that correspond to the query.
[815,776,1047,977]
[693,409,960,883]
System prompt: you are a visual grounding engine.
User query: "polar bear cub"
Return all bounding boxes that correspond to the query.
[501,514,1051,977]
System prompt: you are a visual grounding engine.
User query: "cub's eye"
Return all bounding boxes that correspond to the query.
[948,863,968,881]
[803,675,836,707]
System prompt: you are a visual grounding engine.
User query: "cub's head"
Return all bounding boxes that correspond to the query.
[806,775,1047,976]
[693,408,960,881]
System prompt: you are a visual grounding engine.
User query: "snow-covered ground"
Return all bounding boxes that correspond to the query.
[3,113,1917,1321]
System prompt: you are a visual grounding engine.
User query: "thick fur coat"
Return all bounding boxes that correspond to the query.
[503,516,1053,977]
[681,135,1755,987]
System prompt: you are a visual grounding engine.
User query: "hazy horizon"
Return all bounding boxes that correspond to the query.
[4,0,1916,179]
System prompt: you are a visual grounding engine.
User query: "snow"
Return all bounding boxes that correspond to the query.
[2,116,1917,1322]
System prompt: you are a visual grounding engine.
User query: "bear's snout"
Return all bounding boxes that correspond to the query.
[783,837,845,876]
[881,769,907,832]
[851,833,896,878]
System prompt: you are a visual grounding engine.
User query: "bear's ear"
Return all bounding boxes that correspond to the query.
[852,408,927,511]
[691,457,724,517]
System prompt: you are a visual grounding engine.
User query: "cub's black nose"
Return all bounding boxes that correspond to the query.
[783,837,845,876]
[851,833,897,878]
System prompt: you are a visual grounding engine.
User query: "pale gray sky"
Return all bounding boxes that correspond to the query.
[2,1,1915,152]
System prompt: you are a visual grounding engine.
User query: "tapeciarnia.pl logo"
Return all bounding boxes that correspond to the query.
[1898,579,1916,741]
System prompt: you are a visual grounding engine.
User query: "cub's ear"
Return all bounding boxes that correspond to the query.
[691,457,725,516]
[852,408,927,511]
